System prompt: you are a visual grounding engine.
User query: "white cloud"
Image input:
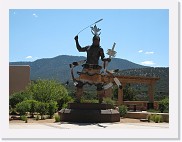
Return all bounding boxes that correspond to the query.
[138,50,143,53]
[26,56,33,59]
[33,13,38,18]
[145,51,154,54]
[141,61,155,65]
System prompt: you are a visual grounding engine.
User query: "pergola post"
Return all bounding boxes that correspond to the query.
[147,81,155,109]
[118,83,126,105]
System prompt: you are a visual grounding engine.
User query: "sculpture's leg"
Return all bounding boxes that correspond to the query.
[97,84,104,104]
[75,82,84,103]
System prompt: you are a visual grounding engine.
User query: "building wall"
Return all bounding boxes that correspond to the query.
[9,65,30,95]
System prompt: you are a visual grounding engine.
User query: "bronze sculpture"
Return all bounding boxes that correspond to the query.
[70,24,121,103]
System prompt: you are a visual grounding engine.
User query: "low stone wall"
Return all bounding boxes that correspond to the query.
[124,101,159,111]
[125,111,169,122]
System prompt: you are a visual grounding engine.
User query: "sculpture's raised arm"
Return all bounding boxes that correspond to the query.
[74,35,88,52]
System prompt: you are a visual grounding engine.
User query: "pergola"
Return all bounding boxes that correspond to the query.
[114,75,160,105]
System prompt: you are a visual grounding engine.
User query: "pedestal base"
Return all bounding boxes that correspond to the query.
[58,103,120,123]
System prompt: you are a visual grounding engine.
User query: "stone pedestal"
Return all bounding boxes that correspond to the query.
[58,103,120,123]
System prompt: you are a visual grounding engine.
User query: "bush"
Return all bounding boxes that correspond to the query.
[9,91,32,108]
[118,105,128,117]
[123,85,137,101]
[15,100,38,117]
[147,109,160,113]
[20,115,28,121]
[57,95,73,110]
[103,97,115,108]
[10,80,73,119]
[62,103,68,109]
[15,101,30,115]
[158,97,169,113]
[54,114,61,122]
[154,115,163,123]
[147,114,151,122]
[150,114,155,121]
[80,99,98,103]
[26,100,39,118]
[154,115,159,123]
[48,101,58,119]
[36,102,48,119]
[147,114,163,123]
[27,80,69,103]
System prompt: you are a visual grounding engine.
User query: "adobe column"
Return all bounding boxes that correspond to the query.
[118,83,126,105]
[147,81,155,109]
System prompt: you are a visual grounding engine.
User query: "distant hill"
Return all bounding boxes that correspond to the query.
[10,55,148,82]
[10,55,169,100]
[115,67,169,93]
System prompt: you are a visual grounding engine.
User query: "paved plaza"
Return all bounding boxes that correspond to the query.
[9,121,169,129]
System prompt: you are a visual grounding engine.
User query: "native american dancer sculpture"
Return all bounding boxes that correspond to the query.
[70,22,122,103]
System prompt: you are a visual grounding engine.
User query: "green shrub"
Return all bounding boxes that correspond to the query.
[154,115,160,123]
[147,114,155,122]
[9,105,17,115]
[54,114,61,122]
[103,97,115,108]
[147,109,160,113]
[150,114,156,121]
[62,103,68,109]
[36,102,48,119]
[155,115,163,123]
[20,115,28,121]
[118,105,128,117]
[57,96,74,110]
[15,100,38,117]
[147,114,151,122]
[26,100,39,118]
[80,99,98,103]
[15,101,30,115]
[159,97,169,113]
[48,101,58,119]
[147,114,163,123]
[27,80,69,103]
[9,91,32,108]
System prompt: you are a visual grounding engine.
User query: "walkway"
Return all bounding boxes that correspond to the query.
[9,122,169,129]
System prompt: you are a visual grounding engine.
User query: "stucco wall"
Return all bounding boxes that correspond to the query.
[9,65,30,95]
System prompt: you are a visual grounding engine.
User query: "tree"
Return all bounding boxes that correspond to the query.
[123,84,137,101]
[26,80,69,103]
[9,91,32,108]
[112,86,118,100]
[10,80,72,118]
[15,101,31,116]
[26,100,39,118]
[48,101,58,119]
[36,102,48,119]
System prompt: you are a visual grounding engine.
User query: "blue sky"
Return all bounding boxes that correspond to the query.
[9,9,169,67]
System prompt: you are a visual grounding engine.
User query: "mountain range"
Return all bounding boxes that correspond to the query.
[10,55,169,93]
[10,55,148,82]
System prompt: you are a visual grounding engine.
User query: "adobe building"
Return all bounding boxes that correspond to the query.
[9,65,30,95]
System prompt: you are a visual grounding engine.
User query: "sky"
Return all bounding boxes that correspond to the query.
[9,9,169,67]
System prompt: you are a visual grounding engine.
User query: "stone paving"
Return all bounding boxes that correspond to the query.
[9,122,169,129]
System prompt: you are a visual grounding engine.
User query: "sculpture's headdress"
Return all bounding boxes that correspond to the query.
[91,25,101,36]
[91,24,101,41]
